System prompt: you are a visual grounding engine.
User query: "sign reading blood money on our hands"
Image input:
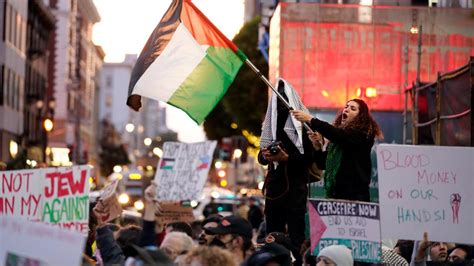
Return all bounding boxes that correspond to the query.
[376,144,474,244]
[154,141,217,201]
[0,165,91,233]
[308,199,381,263]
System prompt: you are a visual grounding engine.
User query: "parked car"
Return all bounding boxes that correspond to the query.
[191,186,238,220]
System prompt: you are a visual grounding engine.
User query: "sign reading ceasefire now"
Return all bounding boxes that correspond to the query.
[0,165,91,234]
[376,144,474,244]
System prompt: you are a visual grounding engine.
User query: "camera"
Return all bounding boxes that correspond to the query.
[267,140,282,155]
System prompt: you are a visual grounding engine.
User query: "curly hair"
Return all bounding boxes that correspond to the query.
[333,98,383,140]
[183,246,236,266]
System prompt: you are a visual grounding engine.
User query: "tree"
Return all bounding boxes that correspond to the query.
[98,120,130,177]
[204,16,268,144]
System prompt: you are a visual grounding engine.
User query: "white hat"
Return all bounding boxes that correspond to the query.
[318,245,353,266]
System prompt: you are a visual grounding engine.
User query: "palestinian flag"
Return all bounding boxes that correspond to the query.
[160,158,175,170]
[127,0,247,124]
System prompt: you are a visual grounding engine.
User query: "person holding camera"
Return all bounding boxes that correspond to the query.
[258,78,314,266]
[291,98,383,202]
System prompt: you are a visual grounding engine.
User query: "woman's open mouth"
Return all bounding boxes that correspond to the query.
[341,113,348,124]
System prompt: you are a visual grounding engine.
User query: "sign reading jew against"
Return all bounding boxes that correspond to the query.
[376,144,474,244]
[155,141,217,201]
[0,165,91,233]
[308,199,381,263]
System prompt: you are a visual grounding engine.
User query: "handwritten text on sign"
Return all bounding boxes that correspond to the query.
[0,166,91,233]
[376,144,473,244]
[155,141,217,201]
[308,199,381,263]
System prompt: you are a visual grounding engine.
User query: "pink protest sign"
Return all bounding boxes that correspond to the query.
[0,165,91,234]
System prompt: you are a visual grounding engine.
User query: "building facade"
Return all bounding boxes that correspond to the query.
[0,1,27,163]
[99,54,171,165]
[266,2,474,143]
[46,0,101,166]
[24,0,56,164]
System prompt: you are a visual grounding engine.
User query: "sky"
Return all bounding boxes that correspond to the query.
[92,0,245,143]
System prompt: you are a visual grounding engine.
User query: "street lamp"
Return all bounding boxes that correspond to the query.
[232,148,242,191]
[125,123,135,133]
[43,118,54,132]
[144,137,152,146]
[233,149,242,160]
[153,147,163,157]
[9,140,18,158]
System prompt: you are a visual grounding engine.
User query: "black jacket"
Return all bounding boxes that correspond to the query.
[310,117,374,201]
[258,127,314,199]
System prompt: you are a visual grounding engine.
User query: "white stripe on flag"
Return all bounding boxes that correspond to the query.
[132,23,208,102]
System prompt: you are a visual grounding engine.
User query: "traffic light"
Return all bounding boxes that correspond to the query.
[219,137,233,161]
[217,169,226,178]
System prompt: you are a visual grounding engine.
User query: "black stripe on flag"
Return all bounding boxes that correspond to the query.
[127,0,182,111]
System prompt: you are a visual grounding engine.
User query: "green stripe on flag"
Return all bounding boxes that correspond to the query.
[168,46,245,124]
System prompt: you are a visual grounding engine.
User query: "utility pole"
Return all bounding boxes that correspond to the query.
[74,83,82,164]
[413,24,423,145]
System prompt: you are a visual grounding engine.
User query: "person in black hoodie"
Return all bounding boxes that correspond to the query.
[291,98,383,202]
[258,78,314,266]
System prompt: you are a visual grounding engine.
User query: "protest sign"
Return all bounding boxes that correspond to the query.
[155,141,217,201]
[308,198,381,263]
[95,179,122,223]
[0,216,85,266]
[156,201,195,224]
[0,169,42,219]
[0,165,91,233]
[376,144,474,244]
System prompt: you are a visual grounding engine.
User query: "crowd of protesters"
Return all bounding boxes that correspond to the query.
[3,96,473,266]
[82,180,474,266]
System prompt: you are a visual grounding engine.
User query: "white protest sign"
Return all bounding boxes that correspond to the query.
[0,169,42,219]
[154,141,217,201]
[0,216,85,266]
[376,144,474,244]
[0,165,91,234]
[308,199,381,263]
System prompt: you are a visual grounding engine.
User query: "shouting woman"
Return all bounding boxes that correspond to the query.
[291,98,383,202]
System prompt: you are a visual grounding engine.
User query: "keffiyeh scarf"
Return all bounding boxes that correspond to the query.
[260,78,309,154]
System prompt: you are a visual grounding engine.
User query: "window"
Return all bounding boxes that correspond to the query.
[2,1,8,41]
[5,68,10,107]
[10,8,16,46]
[0,65,4,106]
[106,76,112,87]
[105,95,112,107]
[16,13,20,50]
[20,15,26,53]
[13,73,18,110]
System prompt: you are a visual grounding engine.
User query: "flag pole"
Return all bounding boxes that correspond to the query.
[244,59,313,133]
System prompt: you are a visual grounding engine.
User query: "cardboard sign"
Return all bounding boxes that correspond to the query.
[156,202,195,224]
[308,199,381,263]
[154,141,217,201]
[95,179,122,223]
[0,165,91,233]
[376,144,474,244]
[0,216,85,266]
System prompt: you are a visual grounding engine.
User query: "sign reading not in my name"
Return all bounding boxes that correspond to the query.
[0,165,91,234]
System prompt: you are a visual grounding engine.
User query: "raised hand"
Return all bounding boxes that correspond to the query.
[290,110,313,123]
